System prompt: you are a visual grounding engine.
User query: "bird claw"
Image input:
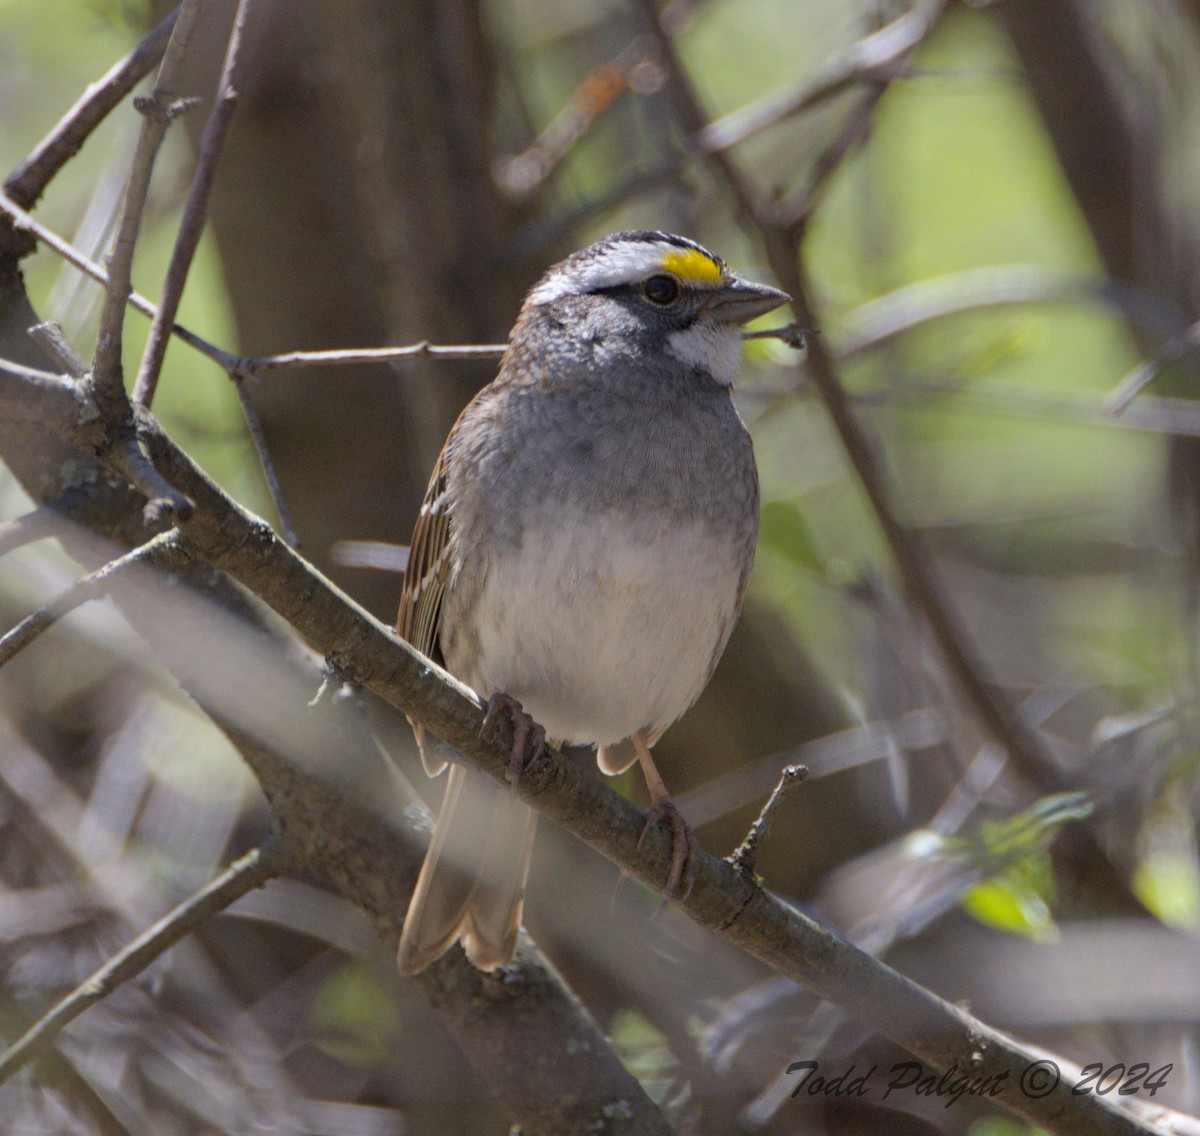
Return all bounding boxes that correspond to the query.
[639,797,699,902]
[480,692,546,786]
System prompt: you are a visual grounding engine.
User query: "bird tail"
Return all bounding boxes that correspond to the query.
[397,763,537,974]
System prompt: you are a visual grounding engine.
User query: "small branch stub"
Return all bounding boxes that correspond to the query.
[728,764,808,877]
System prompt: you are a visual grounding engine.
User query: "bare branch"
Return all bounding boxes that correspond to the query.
[238,330,804,378]
[0,487,99,558]
[133,0,258,408]
[0,528,184,670]
[105,427,195,524]
[1107,319,1200,411]
[700,0,946,153]
[498,35,666,198]
[3,8,179,209]
[0,844,282,1086]
[727,764,807,877]
[28,320,87,377]
[0,354,96,435]
[239,341,508,376]
[837,265,1187,362]
[904,377,1200,441]
[0,354,71,386]
[0,190,240,370]
[92,0,204,402]
[232,377,299,547]
[777,87,887,227]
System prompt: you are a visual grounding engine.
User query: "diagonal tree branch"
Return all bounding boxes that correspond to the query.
[106,402,1155,1136]
[0,528,183,669]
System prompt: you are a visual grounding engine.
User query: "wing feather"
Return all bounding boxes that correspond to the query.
[396,448,454,775]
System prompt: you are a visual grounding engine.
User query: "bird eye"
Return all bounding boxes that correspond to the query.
[643,274,681,305]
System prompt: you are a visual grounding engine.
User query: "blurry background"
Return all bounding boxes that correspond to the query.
[1,0,1198,1133]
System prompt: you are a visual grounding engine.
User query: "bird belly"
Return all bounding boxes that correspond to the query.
[445,509,742,747]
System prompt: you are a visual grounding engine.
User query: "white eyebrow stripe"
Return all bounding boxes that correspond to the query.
[527,241,720,305]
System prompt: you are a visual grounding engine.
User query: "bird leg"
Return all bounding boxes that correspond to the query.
[480,692,546,786]
[633,730,699,900]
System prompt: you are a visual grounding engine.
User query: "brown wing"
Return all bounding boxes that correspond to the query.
[397,447,454,774]
[393,386,538,975]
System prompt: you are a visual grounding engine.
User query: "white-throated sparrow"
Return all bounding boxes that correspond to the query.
[396,231,787,974]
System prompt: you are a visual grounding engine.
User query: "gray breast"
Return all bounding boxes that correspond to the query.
[439,377,758,746]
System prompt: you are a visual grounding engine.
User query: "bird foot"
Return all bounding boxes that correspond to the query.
[639,796,699,902]
[480,692,546,786]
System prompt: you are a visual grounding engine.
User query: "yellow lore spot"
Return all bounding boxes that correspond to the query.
[660,248,724,285]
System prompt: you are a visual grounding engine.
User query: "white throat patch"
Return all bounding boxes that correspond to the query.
[666,322,742,387]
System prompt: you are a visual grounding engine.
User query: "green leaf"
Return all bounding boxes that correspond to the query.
[308,961,401,1068]
[1133,852,1200,929]
[968,1118,1050,1136]
[961,854,1058,942]
[941,792,1093,877]
[608,1009,688,1112]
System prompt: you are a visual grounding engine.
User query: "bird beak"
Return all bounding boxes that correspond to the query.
[705,277,791,324]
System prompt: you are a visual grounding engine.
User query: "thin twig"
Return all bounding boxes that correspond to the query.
[0,487,99,559]
[0,529,184,670]
[0,355,69,386]
[28,320,88,378]
[239,341,509,376]
[777,87,886,228]
[92,0,204,403]
[232,377,299,547]
[497,35,666,198]
[0,507,66,560]
[742,322,813,348]
[3,9,179,209]
[902,376,1200,441]
[0,190,239,370]
[727,764,807,877]
[837,264,1187,362]
[1107,319,1200,412]
[699,0,945,153]
[0,844,282,1086]
[495,0,713,198]
[133,0,258,408]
